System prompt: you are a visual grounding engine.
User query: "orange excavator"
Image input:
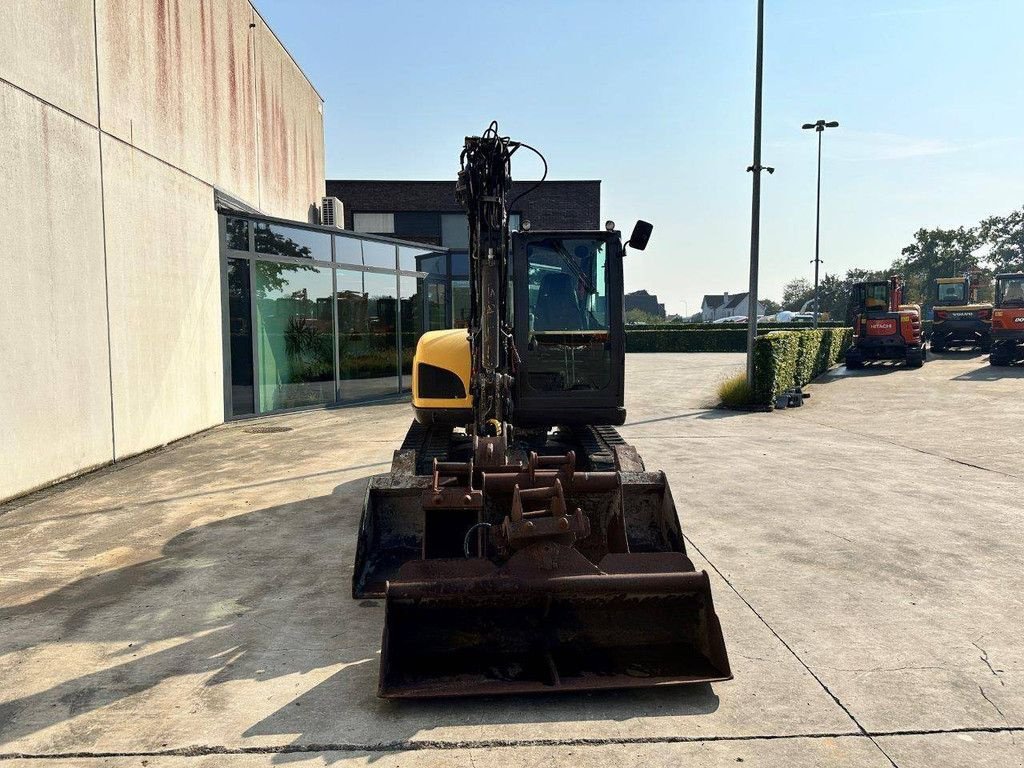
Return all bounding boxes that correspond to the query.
[845,275,925,369]
[990,272,1024,366]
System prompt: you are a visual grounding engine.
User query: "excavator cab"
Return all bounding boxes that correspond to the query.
[513,231,626,426]
[855,281,890,313]
[935,278,968,306]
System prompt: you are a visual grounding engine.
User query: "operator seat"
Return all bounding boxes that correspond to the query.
[534,273,584,331]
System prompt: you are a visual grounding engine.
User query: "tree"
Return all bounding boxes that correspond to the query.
[625,308,664,325]
[782,278,813,310]
[978,208,1024,274]
[845,268,888,283]
[761,298,782,315]
[813,273,847,318]
[893,226,982,306]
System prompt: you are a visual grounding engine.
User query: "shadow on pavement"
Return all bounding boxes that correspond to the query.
[0,474,721,761]
[814,362,909,381]
[953,365,1024,381]
[622,410,709,427]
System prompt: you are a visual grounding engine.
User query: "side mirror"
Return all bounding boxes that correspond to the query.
[627,220,653,251]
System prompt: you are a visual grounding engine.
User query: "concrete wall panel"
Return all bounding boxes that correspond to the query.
[101,136,223,459]
[96,0,260,206]
[0,0,99,125]
[254,18,324,221]
[3,1,324,500]
[0,83,112,500]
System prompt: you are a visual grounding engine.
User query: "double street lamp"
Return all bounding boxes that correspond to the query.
[802,119,839,328]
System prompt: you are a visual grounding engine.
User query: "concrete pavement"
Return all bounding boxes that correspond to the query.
[1,352,1021,766]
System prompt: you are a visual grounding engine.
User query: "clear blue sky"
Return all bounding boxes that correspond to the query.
[257,0,1024,317]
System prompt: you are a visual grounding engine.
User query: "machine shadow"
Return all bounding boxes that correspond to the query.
[0,478,373,750]
[814,362,908,380]
[246,678,720,765]
[0,473,721,759]
[927,348,986,358]
[953,364,1024,381]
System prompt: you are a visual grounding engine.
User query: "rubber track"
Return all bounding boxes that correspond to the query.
[573,425,623,471]
[398,421,456,475]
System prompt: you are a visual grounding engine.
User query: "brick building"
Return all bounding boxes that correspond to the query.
[325,180,601,328]
[325,180,601,240]
[625,290,666,319]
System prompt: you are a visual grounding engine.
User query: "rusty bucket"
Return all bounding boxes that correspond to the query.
[377,548,731,698]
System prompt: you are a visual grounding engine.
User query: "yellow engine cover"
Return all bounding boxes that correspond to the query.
[411,329,472,411]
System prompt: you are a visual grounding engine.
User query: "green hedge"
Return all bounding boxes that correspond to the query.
[630,321,847,331]
[752,328,853,405]
[626,324,847,353]
[627,329,750,353]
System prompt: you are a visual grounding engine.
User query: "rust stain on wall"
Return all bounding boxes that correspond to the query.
[94,0,320,217]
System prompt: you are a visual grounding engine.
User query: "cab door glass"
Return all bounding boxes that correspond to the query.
[524,238,611,392]
[864,284,888,310]
[998,277,1024,306]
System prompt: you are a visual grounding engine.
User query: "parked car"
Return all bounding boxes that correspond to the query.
[712,315,748,324]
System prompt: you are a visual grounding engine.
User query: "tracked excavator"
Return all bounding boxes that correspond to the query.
[931,274,992,352]
[845,275,925,369]
[352,122,731,699]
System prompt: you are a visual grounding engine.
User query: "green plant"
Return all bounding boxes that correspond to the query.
[628,321,847,332]
[751,328,853,406]
[717,372,753,407]
[626,329,750,353]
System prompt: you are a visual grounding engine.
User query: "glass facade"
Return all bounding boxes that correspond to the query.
[221,214,447,417]
[355,210,521,328]
[399,275,426,390]
[254,261,335,412]
[226,258,254,415]
[336,269,399,401]
[254,221,331,261]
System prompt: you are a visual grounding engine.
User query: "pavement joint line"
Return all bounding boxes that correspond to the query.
[799,417,1020,480]
[4,726,1024,761]
[682,534,900,768]
[0,733,869,760]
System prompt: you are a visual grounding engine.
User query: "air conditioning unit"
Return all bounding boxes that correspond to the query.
[321,196,345,228]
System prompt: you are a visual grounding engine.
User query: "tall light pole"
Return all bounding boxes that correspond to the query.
[801,119,839,329]
[745,0,773,387]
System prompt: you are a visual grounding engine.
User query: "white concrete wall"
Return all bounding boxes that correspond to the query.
[0,0,98,124]
[0,1,325,501]
[0,84,114,498]
[101,137,225,459]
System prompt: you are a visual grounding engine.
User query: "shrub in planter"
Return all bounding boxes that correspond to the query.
[752,328,853,406]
